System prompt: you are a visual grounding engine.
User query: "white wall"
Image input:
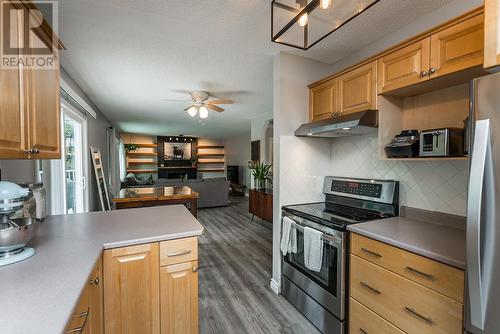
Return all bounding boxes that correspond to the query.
[0,160,36,183]
[224,133,251,187]
[272,51,334,292]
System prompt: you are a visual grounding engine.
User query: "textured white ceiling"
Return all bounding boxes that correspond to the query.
[58,0,459,138]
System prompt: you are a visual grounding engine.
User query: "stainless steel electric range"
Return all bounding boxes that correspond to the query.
[281,176,399,334]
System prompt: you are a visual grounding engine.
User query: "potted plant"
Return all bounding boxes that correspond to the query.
[124,143,139,153]
[250,161,272,190]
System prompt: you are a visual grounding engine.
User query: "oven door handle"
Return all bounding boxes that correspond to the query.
[289,220,342,246]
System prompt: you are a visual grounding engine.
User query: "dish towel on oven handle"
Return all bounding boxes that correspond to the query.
[280,216,298,255]
[303,226,323,272]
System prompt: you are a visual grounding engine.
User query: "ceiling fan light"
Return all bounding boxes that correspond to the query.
[187,106,198,117]
[199,106,208,119]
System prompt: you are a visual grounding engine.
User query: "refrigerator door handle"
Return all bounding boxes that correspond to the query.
[467,119,492,330]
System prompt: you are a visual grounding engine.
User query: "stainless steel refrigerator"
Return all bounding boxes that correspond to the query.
[465,72,500,334]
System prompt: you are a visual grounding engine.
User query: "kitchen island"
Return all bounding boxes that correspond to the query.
[0,205,204,334]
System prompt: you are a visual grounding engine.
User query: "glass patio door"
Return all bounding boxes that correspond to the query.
[61,102,88,214]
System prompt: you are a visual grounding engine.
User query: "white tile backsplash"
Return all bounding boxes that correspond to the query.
[280,136,332,205]
[280,135,468,216]
[330,135,468,216]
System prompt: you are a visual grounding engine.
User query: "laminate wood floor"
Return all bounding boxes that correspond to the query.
[198,196,321,334]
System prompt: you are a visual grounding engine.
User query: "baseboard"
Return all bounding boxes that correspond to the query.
[270,278,280,295]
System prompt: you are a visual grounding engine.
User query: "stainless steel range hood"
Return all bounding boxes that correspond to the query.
[295,110,378,138]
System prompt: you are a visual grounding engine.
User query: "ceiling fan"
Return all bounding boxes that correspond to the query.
[164,91,233,119]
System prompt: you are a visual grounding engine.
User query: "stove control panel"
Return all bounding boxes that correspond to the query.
[324,176,399,205]
[331,180,382,198]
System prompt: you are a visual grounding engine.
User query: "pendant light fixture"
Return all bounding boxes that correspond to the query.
[271,0,380,50]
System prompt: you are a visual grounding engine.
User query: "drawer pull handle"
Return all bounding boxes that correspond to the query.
[89,277,100,285]
[73,311,88,318]
[404,307,434,325]
[406,266,435,280]
[167,249,191,257]
[361,248,382,258]
[360,329,368,334]
[66,308,89,333]
[360,281,381,295]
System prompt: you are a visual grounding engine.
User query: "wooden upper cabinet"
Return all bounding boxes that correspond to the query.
[0,2,27,159]
[338,61,377,115]
[0,1,61,159]
[378,38,431,94]
[309,78,337,122]
[24,51,61,159]
[160,260,199,334]
[104,243,160,334]
[484,0,500,69]
[430,14,484,78]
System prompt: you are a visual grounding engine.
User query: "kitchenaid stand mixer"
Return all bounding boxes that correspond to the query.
[0,181,40,266]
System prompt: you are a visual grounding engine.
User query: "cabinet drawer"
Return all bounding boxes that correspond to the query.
[160,237,198,266]
[351,233,464,303]
[350,255,463,334]
[349,297,404,334]
[65,287,90,333]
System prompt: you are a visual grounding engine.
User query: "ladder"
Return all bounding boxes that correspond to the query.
[90,146,112,211]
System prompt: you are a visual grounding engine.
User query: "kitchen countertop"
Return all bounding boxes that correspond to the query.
[0,205,204,334]
[347,216,466,269]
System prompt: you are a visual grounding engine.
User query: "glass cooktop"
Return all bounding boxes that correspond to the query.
[282,202,389,229]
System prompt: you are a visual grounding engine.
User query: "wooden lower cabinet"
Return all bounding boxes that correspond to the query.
[103,243,160,334]
[65,259,103,334]
[102,239,199,334]
[349,233,465,334]
[249,189,273,222]
[351,233,464,303]
[350,298,404,334]
[160,260,199,334]
[89,259,103,334]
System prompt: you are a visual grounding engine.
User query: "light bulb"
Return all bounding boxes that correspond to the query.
[298,13,308,27]
[320,0,331,9]
[199,106,208,119]
[187,106,198,117]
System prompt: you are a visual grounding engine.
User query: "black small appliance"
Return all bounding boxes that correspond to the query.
[385,130,420,158]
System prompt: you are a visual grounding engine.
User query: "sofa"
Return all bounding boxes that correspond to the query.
[122,176,230,208]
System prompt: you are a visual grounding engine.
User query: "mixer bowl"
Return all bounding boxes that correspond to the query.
[0,218,40,254]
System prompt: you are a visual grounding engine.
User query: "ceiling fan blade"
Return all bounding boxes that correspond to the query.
[206,104,224,112]
[163,99,192,102]
[207,99,233,105]
[184,106,192,112]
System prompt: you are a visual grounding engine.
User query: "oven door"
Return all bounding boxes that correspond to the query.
[281,212,346,320]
